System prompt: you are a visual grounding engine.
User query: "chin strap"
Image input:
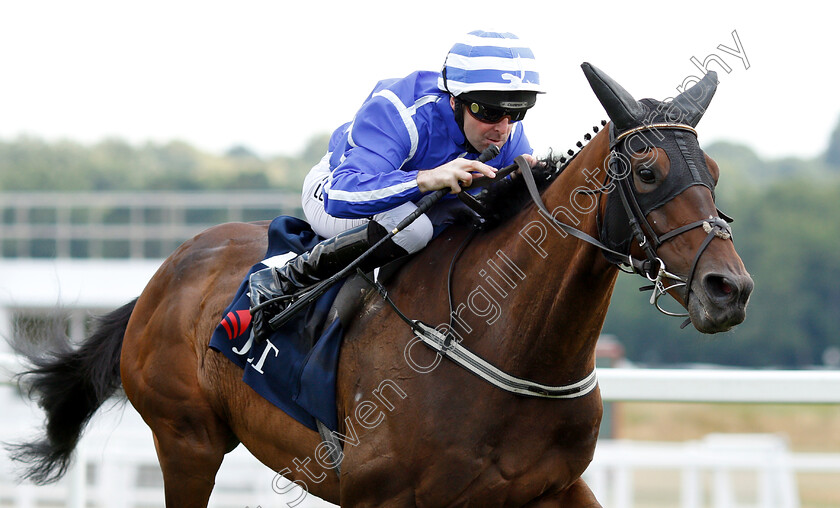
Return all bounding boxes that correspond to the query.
[452,98,479,154]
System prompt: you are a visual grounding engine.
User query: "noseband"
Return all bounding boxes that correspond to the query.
[606,122,734,322]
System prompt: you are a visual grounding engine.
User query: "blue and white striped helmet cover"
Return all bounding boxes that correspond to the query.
[438,30,544,96]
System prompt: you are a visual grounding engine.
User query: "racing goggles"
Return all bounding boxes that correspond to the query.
[462,100,528,124]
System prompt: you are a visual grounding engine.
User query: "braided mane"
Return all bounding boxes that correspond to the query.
[475,121,607,228]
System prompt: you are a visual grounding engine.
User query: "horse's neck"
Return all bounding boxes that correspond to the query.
[465,132,617,383]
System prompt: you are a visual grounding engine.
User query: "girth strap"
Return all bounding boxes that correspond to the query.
[316,420,343,475]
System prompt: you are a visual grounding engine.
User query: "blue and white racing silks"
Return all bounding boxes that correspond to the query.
[322,71,533,219]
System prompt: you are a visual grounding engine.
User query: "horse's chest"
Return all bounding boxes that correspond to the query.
[412,446,589,506]
[412,410,599,505]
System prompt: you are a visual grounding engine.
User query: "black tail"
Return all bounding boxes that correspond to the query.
[5,298,137,484]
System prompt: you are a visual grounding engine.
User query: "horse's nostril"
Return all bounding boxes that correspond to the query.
[703,274,737,302]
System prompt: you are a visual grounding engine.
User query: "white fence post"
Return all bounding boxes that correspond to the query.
[712,468,733,508]
[680,465,701,508]
[67,445,86,508]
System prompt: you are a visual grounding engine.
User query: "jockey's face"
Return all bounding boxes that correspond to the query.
[451,96,512,153]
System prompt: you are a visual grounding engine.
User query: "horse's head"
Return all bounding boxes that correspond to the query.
[582,62,753,333]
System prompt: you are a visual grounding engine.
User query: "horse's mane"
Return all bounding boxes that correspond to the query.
[474,121,606,229]
[472,156,558,228]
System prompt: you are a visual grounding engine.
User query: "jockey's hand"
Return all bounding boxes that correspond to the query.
[416,158,496,194]
[520,153,539,168]
[506,153,540,181]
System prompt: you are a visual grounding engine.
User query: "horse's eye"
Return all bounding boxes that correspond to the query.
[638,167,656,184]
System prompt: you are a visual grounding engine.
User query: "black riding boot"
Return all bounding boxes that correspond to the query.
[249,221,407,341]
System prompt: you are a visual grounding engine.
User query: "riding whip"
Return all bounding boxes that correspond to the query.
[267,144,501,331]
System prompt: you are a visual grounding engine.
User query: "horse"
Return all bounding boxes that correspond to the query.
[9,63,753,507]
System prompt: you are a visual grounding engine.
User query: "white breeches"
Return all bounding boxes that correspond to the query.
[301,154,434,254]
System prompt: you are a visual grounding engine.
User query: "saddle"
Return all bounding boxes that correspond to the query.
[209,216,417,436]
[209,163,539,437]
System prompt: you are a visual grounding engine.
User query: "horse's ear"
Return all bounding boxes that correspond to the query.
[581,62,645,131]
[669,71,718,127]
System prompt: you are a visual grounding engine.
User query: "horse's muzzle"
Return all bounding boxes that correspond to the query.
[688,270,754,333]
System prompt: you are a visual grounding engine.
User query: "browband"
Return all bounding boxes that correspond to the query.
[613,123,697,145]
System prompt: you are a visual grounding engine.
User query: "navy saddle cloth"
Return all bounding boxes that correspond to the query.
[209,216,348,432]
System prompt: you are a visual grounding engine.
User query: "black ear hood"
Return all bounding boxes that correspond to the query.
[667,71,718,127]
[581,62,646,131]
[581,62,718,130]
[581,63,720,263]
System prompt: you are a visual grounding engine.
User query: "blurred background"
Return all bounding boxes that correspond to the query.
[1,1,839,506]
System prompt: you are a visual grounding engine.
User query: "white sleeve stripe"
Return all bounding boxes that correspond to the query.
[326,92,439,204]
[372,91,439,165]
[327,180,418,203]
[373,90,417,165]
[405,95,439,162]
[346,120,357,149]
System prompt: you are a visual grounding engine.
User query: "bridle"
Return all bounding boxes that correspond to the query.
[605,121,734,322]
[516,120,734,325]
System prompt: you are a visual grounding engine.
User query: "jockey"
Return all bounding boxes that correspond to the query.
[249,30,544,339]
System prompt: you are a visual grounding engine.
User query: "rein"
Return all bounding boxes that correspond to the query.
[353,122,734,399]
[515,151,693,321]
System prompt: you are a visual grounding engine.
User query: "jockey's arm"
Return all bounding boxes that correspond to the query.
[325,96,537,217]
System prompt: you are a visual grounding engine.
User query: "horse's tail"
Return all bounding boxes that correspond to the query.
[6,298,137,485]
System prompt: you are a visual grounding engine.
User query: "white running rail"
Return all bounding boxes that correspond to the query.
[3,367,840,507]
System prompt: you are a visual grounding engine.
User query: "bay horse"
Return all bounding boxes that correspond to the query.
[10,63,753,506]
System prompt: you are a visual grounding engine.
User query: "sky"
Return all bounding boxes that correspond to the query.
[0,1,836,162]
